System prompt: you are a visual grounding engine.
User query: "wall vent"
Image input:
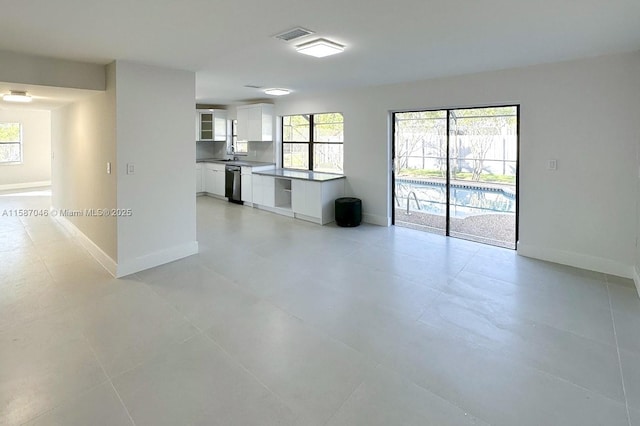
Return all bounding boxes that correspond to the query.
[243,84,263,89]
[274,27,314,42]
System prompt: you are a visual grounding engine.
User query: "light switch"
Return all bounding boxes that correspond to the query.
[127,163,135,175]
[547,160,557,171]
[106,162,111,174]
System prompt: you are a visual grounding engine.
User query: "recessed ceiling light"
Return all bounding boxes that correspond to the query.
[264,88,291,96]
[3,91,32,103]
[295,38,345,58]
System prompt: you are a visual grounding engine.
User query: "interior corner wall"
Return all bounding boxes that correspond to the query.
[274,51,640,278]
[0,109,51,187]
[51,62,117,261]
[635,51,640,291]
[115,61,197,276]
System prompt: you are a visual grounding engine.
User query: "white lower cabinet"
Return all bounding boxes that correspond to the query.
[291,178,344,224]
[204,163,225,197]
[292,180,321,217]
[214,170,225,196]
[252,175,274,207]
[204,168,215,193]
[241,167,252,203]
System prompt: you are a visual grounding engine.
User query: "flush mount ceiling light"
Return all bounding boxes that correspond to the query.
[3,91,32,103]
[264,88,291,96]
[295,38,345,58]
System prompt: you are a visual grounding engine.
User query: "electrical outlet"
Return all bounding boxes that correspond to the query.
[106,162,111,174]
[127,163,135,175]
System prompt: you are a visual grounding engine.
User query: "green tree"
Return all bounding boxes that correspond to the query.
[0,123,20,142]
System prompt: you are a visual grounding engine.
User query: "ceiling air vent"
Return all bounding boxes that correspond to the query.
[243,84,263,89]
[274,27,314,42]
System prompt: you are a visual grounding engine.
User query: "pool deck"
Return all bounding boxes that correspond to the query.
[394,209,516,249]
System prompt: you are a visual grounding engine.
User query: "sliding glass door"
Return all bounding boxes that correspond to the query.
[393,106,518,249]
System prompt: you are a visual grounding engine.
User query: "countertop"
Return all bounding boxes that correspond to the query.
[196,158,275,167]
[252,168,345,182]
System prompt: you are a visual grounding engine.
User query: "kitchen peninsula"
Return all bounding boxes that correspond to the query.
[250,168,345,225]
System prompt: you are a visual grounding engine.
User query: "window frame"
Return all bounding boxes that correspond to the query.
[0,122,23,165]
[281,113,343,173]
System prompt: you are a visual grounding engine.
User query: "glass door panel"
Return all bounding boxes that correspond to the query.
[394,110,448,234]
[448,107,517,248]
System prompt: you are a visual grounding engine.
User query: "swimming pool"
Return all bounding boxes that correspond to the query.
[395,179,515,219]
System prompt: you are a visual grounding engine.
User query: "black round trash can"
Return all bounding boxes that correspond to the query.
[335,197,362,227]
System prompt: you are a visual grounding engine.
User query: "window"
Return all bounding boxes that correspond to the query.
[282,113,343,173]
[228,119,248,155]
[0,123,22,164]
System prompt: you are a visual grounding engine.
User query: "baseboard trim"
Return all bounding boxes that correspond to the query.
[254,204,295,218]
[116,241,199,278]
[363,213,390,227]
[54,214,118,277]
[517,243,633,279]
[293,212,322,225]
[0,180,51,191]
[633,266,640,298]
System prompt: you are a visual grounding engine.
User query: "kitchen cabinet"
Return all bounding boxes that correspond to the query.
[241,166,252,203]
[252,175,274,207]
[292,180,320,218]
[291,178,345,224]
[196,164,203,193]
[196,109,227,141]
[204,167,215,194]
[236,107,249,142]
[203,163,225,197]
[236,103,273,142]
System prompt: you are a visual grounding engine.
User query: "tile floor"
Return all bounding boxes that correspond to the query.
[1,188,639,425]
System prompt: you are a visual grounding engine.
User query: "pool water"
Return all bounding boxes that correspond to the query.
[395,180,515,219]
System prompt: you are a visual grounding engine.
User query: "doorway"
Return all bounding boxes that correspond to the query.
[392,106,519,249]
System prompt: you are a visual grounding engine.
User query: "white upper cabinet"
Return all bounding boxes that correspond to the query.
[196,109,227,141]
[236,107,249,142]
[236,103,273,142]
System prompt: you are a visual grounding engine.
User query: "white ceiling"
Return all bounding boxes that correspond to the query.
[1,0,639,105]
[0,82,99,111]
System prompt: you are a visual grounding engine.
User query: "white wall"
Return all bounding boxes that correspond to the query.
[115,61,197,276]
[51,63,117,260]
[51,61,198,276]
[0,109,51,188]
[0,50,105,90]
[275,51,640,278]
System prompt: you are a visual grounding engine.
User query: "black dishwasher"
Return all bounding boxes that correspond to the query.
[224,165,242,204]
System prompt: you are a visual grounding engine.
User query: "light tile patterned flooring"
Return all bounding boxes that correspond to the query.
[1,188,639,425]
